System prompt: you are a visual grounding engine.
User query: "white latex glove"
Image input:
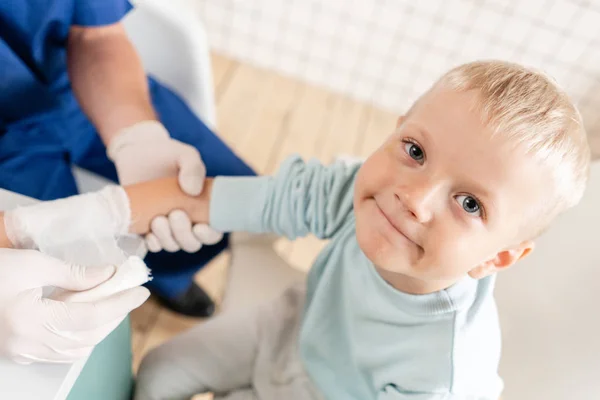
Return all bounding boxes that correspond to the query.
[107,120,223,253]
[0,249,150,364]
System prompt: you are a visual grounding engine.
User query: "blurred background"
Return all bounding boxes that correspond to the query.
[178,0,600,143]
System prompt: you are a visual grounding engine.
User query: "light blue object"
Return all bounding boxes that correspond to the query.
[209,155,503,400]
[66,319,134,400]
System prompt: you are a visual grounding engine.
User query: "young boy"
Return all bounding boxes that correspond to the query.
[130,60,589,400]
[1,60,589,399]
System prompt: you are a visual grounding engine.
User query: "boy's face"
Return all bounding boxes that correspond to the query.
[354,86,547,293]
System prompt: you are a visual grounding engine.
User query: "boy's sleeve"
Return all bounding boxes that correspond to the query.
[72,0,133,27]
[209,155,360,240]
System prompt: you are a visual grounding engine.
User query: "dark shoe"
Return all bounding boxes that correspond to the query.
[152,282,216,318]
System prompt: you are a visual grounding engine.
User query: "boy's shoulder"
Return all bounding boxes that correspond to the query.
[370,276,503,398]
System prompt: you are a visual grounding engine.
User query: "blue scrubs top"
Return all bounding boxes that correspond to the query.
[0,0,132,129]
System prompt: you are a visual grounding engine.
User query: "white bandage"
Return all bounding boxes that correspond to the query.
[4,185,130,251]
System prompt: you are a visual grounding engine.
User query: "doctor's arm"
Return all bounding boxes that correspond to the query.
[67,22,155,145]
[67,21,221,253]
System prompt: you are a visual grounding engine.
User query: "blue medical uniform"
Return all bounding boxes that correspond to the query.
[0,0,255,298]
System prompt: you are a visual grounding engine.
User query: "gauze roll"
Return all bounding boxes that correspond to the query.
[46,234,151,349]
[44,233,152,303]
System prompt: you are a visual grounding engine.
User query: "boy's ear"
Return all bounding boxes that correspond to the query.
[468,241,535,279]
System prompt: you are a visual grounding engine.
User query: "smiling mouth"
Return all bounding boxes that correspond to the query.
[373,200,412,241]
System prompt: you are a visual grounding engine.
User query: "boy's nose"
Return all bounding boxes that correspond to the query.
[395,181,439,223]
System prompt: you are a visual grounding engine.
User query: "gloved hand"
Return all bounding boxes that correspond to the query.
[0,248,149,364]
[107,120,223,253]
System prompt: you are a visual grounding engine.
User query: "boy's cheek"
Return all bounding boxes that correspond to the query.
[358,154,397,193]
[446,234,495,274]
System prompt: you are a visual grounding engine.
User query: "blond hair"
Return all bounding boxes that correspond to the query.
[434,60,590,237]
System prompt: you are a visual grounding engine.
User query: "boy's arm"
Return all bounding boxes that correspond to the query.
[207,155,360,239]
[127,155,360,239]
[0,155,359,248]
[125,177,211,235]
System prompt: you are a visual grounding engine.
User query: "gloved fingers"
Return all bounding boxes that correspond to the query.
[19,250,115,291]
[176,146,206,196]
[49,256,149,304]
[44,286,150,332]
[192,224,224,245]
[144,233,163,253]
[168,210,202,253]
[150,216,180,252]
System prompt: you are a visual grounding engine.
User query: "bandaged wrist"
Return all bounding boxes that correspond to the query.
[4,186,131,250]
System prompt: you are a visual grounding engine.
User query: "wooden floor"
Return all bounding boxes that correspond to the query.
[130,52,399,373]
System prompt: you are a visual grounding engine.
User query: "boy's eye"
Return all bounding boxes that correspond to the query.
[455,195,482,217]
[404,142,424,162]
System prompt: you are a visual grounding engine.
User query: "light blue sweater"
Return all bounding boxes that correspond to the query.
[210,155,503,400]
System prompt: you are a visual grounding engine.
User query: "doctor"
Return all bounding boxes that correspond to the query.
[0,0,254,347]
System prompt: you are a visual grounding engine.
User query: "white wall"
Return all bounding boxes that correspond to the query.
[185,0,600,136]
